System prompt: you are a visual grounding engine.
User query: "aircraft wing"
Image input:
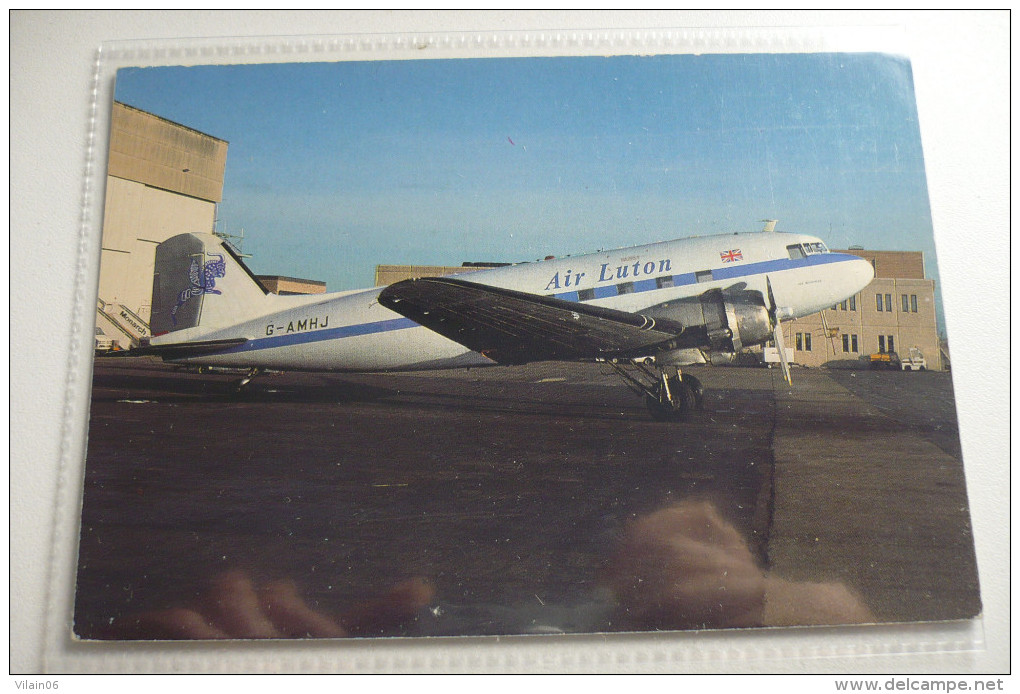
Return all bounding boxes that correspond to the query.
[378,277,686,365]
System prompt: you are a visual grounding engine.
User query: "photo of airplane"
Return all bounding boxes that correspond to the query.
[142,227,873,420]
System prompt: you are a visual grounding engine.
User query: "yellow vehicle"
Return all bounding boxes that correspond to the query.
[868,351,901,370]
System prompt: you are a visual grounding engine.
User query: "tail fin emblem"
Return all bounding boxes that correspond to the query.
[171,253,226,325]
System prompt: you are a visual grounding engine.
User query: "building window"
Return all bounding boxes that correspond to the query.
[842,333,860,354]
[842,334,850,353]
[886,293,892,312]
[876,293,884,312]
[656,275,674,289]
[796,332,812,352]
[878,335,886,353]
[901,294,910,312]
[577,288,594,301]
[617,281,634,295]
[840,300,848,311]
[851,334,858,352]
[888,335,895,353]
[911,295,918,313]
[849,295,856,311]
[796,333,803,351]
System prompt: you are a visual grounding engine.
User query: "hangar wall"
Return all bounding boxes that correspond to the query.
[96,102,228,349]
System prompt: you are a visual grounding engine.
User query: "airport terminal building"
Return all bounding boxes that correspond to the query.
[780,248,944,371]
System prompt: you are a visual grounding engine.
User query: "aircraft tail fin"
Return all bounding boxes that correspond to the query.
[149,233,271,340]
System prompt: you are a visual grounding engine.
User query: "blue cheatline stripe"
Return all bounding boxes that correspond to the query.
[215,316,419,354]
[197,253,858,355]
[553,253,854,301]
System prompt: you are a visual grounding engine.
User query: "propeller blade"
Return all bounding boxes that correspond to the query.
[773,320,792,385]
[766,275,778,315]
[766,276,792,385]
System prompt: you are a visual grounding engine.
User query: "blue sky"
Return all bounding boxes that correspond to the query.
[114,52,939,310]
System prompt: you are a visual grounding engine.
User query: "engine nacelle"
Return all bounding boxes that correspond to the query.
[646,289,773,354]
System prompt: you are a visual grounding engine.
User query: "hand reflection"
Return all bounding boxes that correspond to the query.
[106,571,434,640]
[602,500,874,630]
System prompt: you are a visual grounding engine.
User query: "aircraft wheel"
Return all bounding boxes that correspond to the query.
[682,374,704,410]
[645,376,696,422]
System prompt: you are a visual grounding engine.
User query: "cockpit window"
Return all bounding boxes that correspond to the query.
[787,242,828,260]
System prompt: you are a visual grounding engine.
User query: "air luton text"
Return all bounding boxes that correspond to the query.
[545,258,672,291]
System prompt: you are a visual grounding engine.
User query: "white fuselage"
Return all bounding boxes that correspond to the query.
[162,231,873,372]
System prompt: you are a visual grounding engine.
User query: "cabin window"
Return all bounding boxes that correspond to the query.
[616,282,634,295]
[577,288,594,301]
[786,244,806,260]
[804,242,827,255]
[695,270,713,283]
[656,275,674,289]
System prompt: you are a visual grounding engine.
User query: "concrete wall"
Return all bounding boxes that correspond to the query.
[97,102,227,326]
[108,102,227,203]
[99,176,217,319]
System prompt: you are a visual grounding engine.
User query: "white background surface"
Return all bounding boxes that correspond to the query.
[10,11,1009,674]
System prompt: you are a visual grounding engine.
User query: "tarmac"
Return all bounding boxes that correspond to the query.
[72,357,980,639]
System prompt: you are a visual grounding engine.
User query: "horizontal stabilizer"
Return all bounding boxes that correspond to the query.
[130,337,249,359]
[379,277,684,365]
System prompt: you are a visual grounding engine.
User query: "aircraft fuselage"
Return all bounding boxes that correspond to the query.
[154,231,873,372]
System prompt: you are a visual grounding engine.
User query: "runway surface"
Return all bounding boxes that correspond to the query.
[73,357,980,639]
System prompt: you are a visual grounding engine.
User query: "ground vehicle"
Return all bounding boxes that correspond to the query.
[95,327,115,353]
[763,346,795,369]
[868,351,901,370]
[900,347,927,371]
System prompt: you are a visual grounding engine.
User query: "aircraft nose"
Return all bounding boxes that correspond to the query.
[852,256,875,291]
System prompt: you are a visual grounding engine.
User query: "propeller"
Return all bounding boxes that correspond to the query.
[766,276,792,385]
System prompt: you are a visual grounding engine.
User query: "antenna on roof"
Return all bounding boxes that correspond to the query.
[214,223,252,258]
[761,219,778,233]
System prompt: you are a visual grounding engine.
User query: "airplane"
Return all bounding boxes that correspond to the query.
[140,226,874,421]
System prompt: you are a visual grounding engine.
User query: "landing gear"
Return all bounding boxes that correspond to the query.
[605,359,704,422]
[645,371,704,421]
[234,367,261,393]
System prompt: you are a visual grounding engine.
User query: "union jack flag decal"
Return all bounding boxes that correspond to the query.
[720,249,743,263]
